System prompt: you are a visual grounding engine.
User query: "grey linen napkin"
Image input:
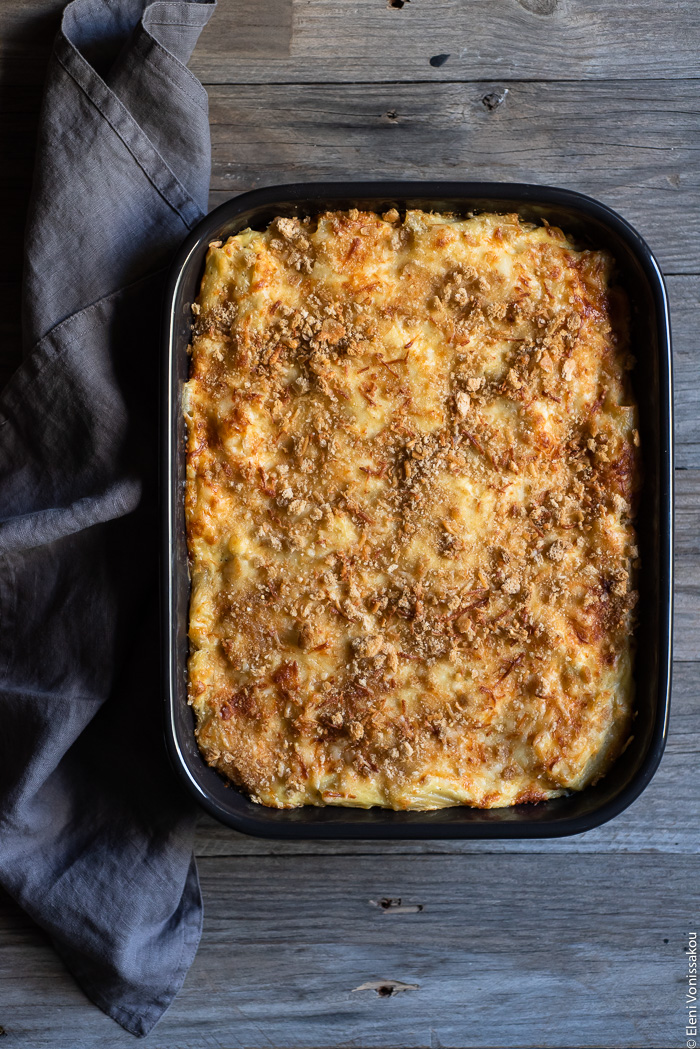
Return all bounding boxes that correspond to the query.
[0,0,215,1036]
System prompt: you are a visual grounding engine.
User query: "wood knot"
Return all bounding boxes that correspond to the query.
[516,0,558,12]
[481,89,508,111]
[429,53,450,67]
[387,0,409,7]
[352,979,420,997]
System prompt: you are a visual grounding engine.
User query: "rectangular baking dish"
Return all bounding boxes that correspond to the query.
[162,181,673,838]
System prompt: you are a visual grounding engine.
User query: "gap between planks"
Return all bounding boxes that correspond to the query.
[197,77,700,88]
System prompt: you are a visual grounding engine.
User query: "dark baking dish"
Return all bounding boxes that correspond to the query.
[162,181,673,839]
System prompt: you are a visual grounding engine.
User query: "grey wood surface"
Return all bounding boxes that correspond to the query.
[0,1,698,1047]
[192,0,700,84]
[206,80,700,273]
[0,853,692,1049]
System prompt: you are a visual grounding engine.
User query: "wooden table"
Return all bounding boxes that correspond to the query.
[1,2,698,1046]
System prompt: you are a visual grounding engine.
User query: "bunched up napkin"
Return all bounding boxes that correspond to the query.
[0,0,215,1036]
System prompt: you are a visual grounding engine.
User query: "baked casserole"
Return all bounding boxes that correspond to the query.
[184,208,641,810]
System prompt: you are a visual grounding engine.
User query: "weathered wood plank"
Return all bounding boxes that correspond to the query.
[676,470,700,666]
[206,79,700,275]
[670,278,700,468]
[0,852,690,1047]
[189,0,700,85]
[3,0,700,86]
[1,0,698,88]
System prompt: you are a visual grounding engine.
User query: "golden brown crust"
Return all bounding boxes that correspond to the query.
[184,209,640,810]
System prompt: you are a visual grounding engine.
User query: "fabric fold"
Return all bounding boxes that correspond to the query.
[23,0,214,348]
[0,0,216,1036]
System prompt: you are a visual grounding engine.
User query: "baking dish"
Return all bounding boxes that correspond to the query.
[162,181,673,838]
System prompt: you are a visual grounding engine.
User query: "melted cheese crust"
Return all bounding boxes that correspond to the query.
[184,208,640,810]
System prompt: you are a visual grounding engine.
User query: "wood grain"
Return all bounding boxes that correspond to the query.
[4,0,700,86]
[676,471,700,665]
[0,852,690,1048]
[205,80,700,275]
[190,0,700,85]
[671,277,700,468]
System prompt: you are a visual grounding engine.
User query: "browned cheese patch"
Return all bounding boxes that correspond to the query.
[184,209,641,810]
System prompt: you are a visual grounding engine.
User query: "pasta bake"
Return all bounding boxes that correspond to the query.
[184,208,640,810]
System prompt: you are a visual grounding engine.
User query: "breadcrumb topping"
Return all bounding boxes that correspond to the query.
[184,209,640,810]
